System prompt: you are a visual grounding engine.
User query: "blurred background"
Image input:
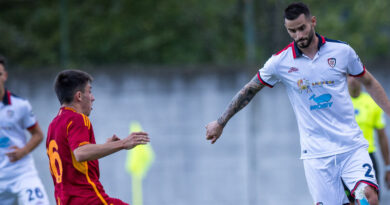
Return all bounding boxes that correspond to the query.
[2,0,390,204]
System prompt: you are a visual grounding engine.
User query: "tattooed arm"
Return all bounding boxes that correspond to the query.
[206,75,265,144]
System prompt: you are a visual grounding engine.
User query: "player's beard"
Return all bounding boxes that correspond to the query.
[296,27,315,49]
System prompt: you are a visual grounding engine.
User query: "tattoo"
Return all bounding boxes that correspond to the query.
[217,75,264,127]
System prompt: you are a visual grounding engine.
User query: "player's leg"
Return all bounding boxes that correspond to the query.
[343,179,355,204]
[342,147,379,205]
[303,156,348,204]
[364,184,379,204]
[0,179,18,205]
[0,191,17,205]
[15,174,50,205]
[369,153,379,182]
[369,152,380,201]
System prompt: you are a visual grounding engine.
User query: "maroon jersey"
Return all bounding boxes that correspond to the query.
[46,107,127,205]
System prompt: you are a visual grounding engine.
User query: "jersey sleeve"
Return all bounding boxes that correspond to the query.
[67,115,91,151]
[258,55,280,88]
[21,100,37,129]
[373,104,386,130]
[347,46,366,77]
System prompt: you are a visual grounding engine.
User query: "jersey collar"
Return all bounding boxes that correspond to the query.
[2,89,11,105]
[293,33,326,59]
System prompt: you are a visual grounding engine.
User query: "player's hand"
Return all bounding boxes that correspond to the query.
[106,134,121,143]
[122,132,150,149]
[385,170,390,189]
[206,120,223,144]
[6,146,27,162]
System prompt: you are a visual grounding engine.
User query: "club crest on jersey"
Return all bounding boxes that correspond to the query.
[7,110,14,118]
[328,58,336,68]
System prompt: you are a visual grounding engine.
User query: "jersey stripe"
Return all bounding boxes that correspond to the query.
[85,165,108,205]
[66,121,73,136]
[81,114,91,130]
[257,71,273,88]
[70,145,108,205]
[71,149,87,174]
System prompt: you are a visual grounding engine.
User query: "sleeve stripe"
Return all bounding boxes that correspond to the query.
[257,71,274,88]
[27,122,38,131]
[349,66,366,77]
[79,141,90,146]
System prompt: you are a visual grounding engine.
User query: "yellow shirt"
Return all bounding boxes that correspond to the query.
[351,92,386,153]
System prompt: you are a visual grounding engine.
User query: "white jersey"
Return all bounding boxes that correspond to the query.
[0,90,38,180]
[258,34,368,159]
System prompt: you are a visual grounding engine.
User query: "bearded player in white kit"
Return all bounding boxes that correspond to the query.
[206,2,390,205]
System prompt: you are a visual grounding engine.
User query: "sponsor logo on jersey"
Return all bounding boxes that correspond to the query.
[0,136,11,148]
[297,79,335,93]
[309,94,333,110]
[288,67,299,73]
[328,58,336,68]
[297,79,312,93]
[311,81,334,87]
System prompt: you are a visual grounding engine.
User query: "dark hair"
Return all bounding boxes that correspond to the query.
[54,69,93,104]
[0,55,7,69]
[284,2,311,20]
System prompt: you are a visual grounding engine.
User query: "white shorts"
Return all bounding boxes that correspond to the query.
[0,173,50,205]
[303,146,378,205]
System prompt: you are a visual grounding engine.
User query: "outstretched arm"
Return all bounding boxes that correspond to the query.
[205,75,265,144]
[377,128,390,189]
[74,132,150,162]
[357,70,390,116]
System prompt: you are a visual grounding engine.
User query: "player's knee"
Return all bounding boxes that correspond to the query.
[367,197,379,205]
[364,185,379,205]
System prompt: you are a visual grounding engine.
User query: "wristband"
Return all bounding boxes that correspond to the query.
[386,165,390,172]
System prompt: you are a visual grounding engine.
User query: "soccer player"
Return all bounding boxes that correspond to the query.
[47,70,150,204]
[205,2,390,205]
[345,76,390,203]
[0,55,50,204]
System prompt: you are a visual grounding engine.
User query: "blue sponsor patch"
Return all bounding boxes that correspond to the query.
[0,136,11,148]
[309,94,333,110]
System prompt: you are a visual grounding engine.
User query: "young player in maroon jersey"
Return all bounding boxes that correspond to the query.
[47,70,150,204]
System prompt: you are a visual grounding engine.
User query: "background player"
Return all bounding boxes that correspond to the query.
[206,2,390,205]
[47,69,150,204]
[0,55,49,204]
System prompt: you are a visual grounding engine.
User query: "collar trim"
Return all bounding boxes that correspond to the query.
[2,89,11,105]
[292,33,326,59]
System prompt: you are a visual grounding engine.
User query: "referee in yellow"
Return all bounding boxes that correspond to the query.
[348,76,390,190]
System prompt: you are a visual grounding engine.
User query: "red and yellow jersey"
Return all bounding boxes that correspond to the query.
[46,107,120,205]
